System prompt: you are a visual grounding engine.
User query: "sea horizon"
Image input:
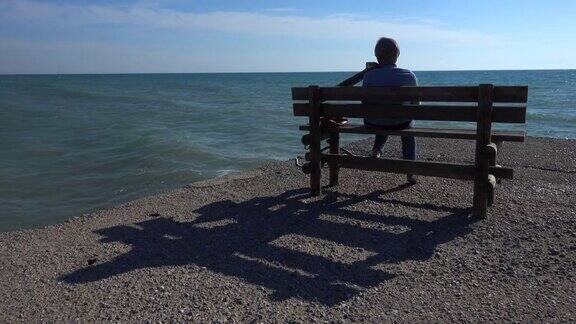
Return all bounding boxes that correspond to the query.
[2,68,576,76]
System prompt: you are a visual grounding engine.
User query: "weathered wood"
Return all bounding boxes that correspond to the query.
[321,153,514,180]
[292,86,528,103]
[299,125,526,142]
[308,86,322,196]
[489,165,513,180]
[486,143,498,166]
[293,103,526,123]
[494,86,528,103]
[323,154,474,179]
[328,133,340,186]
[487,174,496,206]
[473,84,494,219]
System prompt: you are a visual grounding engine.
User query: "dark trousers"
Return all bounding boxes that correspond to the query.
[364,120,417,160]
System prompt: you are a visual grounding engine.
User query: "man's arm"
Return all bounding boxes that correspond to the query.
[337,62,379,87]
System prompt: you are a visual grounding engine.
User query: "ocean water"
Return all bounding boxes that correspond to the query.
[1,70,575,232]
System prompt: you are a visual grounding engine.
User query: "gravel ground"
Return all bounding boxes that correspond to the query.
[0,137,575,323]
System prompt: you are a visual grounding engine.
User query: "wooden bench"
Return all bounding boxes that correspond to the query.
[291,84,528,219]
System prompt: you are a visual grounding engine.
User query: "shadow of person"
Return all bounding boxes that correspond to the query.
[60,185,476,305]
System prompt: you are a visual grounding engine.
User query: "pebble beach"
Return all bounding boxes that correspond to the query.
[1,136,575,322]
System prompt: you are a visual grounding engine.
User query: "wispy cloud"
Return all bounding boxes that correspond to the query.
[1,0,498,44]
[0,37,239,74]
[2,1,523,73]
[265,7,299,13]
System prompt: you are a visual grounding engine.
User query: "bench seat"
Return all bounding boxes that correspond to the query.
[299,124,525,142]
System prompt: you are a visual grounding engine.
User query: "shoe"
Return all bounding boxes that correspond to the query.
[371,149,382,158]
[407,174,417,184]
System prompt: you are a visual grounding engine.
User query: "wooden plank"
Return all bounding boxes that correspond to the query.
[298,125,526,142]
[322,154,475,179]
[494,86,528,103]
[492,106,526,123]
[489,165,513,179]
[293,103,526,123]
[321,153,513,180]
[328,133,340,186]
[292,86,528,103]
[308,86,322,196]
[293,86,477,102]
[473,84,495,219]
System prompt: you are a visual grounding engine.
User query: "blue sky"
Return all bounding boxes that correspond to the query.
[1,0,575,74]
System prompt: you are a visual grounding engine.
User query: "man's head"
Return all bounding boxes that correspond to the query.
[374,37,400,65]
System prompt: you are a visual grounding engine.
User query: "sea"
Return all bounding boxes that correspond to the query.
[1,70,575,232]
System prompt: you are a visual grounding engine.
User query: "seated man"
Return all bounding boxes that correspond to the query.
[363,37,418,184]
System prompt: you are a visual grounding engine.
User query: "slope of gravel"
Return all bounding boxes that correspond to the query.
[0,137,575,322]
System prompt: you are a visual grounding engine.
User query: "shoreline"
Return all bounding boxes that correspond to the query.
[2,135,574,235]
[1,136,575,322]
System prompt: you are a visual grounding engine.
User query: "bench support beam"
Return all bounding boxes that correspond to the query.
[473,84,494,219]
[298,125,525,142]
[322,153,514,180]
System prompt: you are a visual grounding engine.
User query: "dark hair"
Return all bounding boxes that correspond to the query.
[374,37,400,64]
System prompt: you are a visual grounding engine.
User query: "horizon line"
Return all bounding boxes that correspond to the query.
[1,67,574,76]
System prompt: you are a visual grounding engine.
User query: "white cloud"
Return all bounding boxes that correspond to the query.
[0,37,232,74]
[1,0,498,44]
[265,7,299,13]
[13,1,566,73]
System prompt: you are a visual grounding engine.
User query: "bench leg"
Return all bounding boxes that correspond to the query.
[308,86,322,196]
[328,132,340,186]
[473,84,494,219]
[473,179,488,219]
[310,144,321,196]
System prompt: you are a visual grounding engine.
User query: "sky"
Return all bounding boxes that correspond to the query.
[1,0,575,74]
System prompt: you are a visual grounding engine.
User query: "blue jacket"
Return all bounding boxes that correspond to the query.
[362,64,418,126]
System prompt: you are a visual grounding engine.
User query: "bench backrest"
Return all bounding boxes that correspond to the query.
[292,85,528,124]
